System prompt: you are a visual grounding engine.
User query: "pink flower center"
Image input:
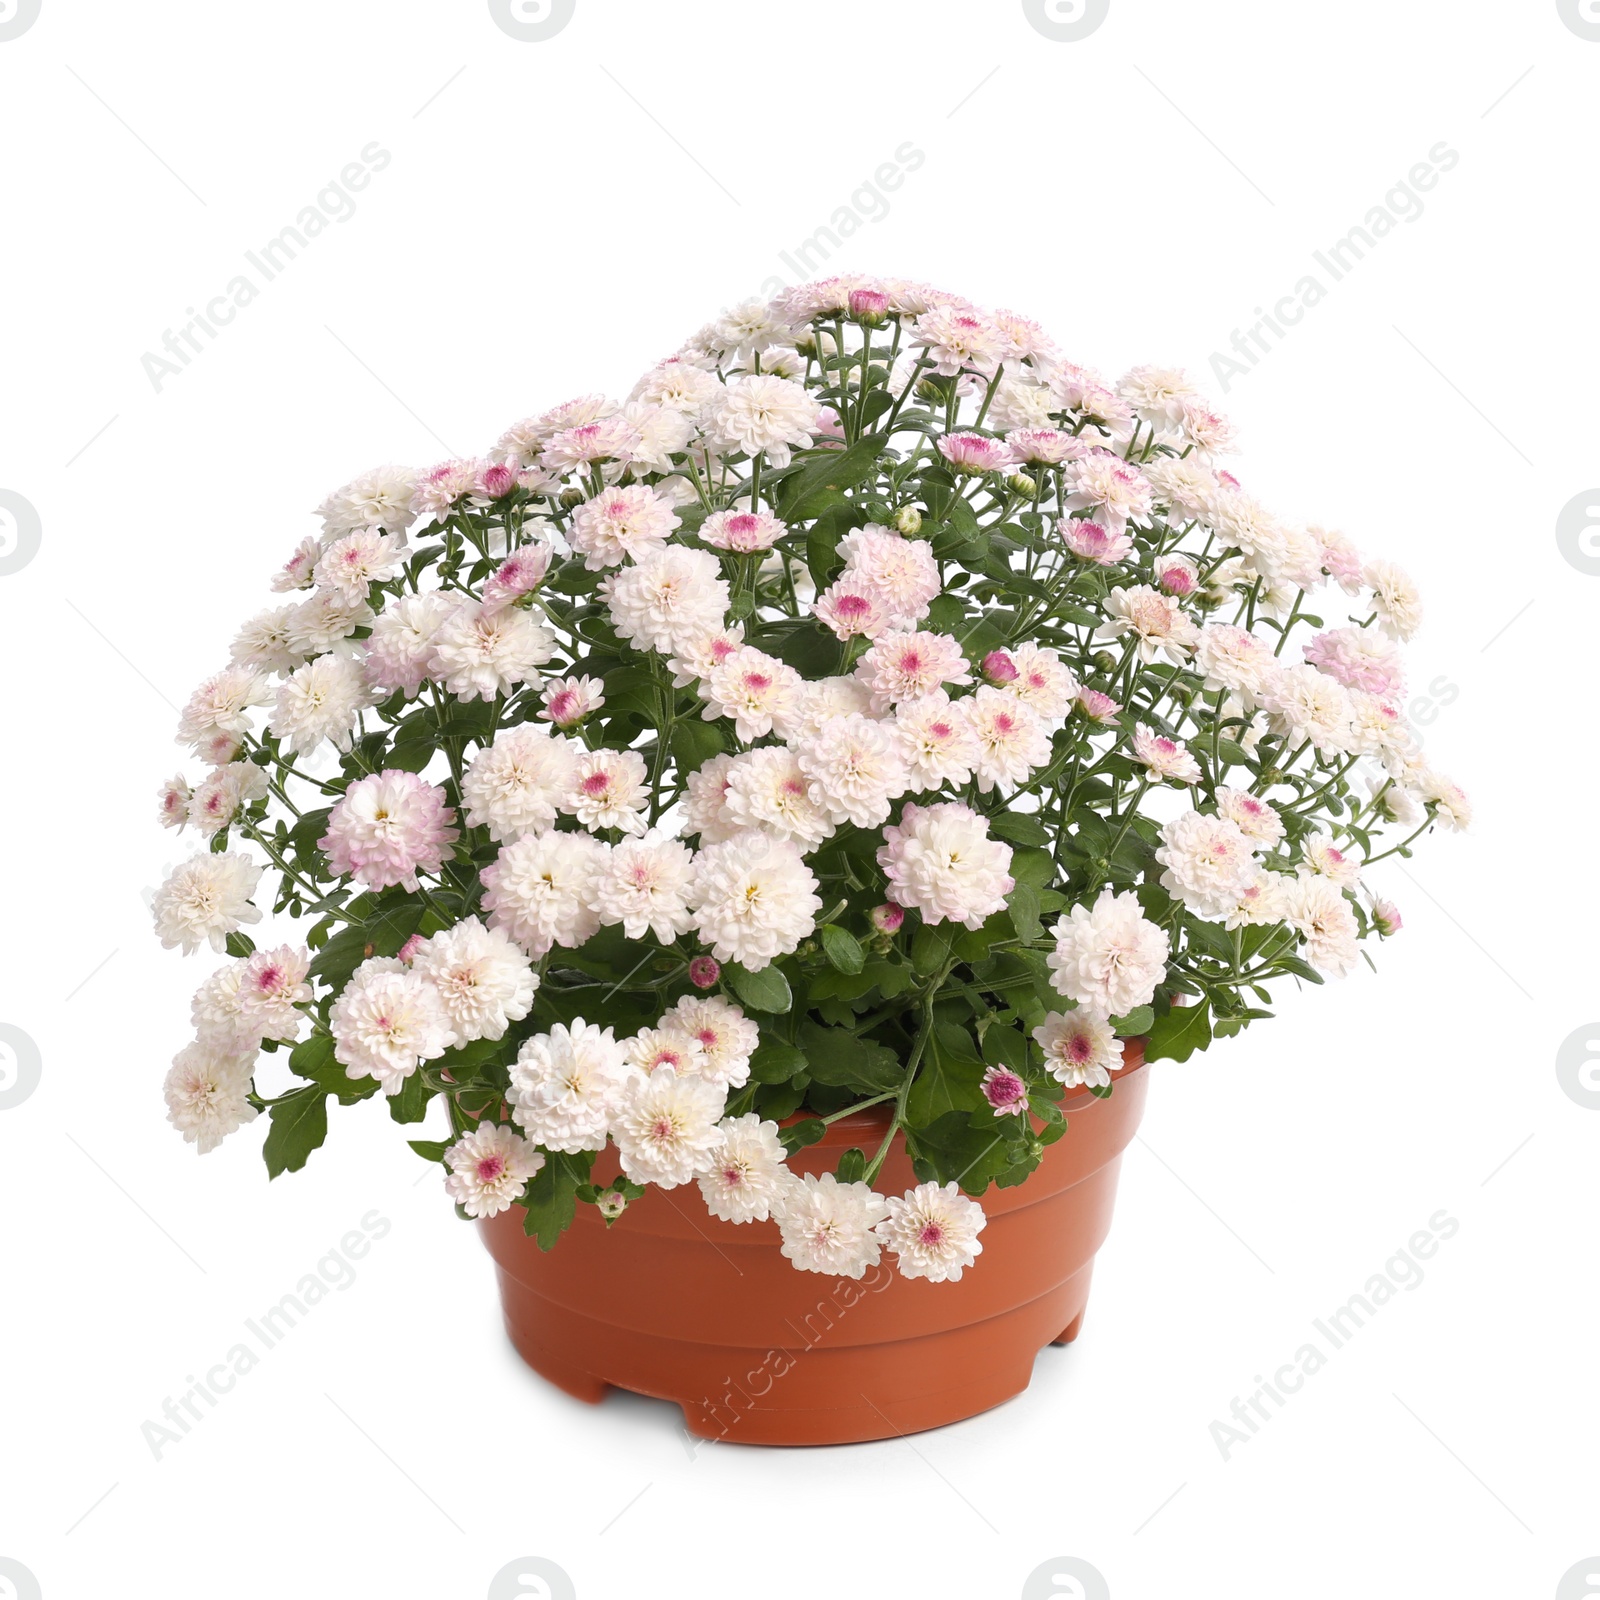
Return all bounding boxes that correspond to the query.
[743,673,771,693]
[918,1222,946,1246]
[1068,1035,1091,1062]
[581,772,611,797]
[651,1118,675,1141]
[476,1156,506,1182]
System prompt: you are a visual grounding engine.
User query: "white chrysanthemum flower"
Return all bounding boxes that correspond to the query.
[712,297,796,359]
[230,605,305,676]
[176,667,273,756]
[429,601,554,702]
[412,916,538,1043]
[602,545,730,655]
[314,529,405,603]
[1281,875,1360,977]
[1363,559,1423,641]
[269,653,375,755]
[270,535,321,592]
[480,829,609,956]
[284,591,375,658]
[1047,888,1170,1018]
[442,1123,545,1219]
[1156,810,1260,920]
[629,358,723,412]
[365,592,462,696]
[699,1114,790,1223]
[875,1181,987,1283]
[462,725,581,841]
[1190,624,1274,704]
[164,1040,257,1153]
[723,746,834,848]
[565,748,649,836]
[837,525,940,623]
[623,1026,706,1078]
[190,963,252,1049]
[1006,644,1078,720]
[855,630,971,712]
[187,761,268,838]
[1033,1010,1124,1088]
[1210,490,1291,573]
[774,1172,890,1279]
[710,374,823,468]
[618,400,695,473]
[1132,723,1203,785]
[661,995,761,1089]
[315,464,419,537]
[795,713,910,828]
[495,394,616,466]
[1117,364,1202,432]
[703,647,804,743]
[153,853,264,954]
[877,799,1015,930]
[894,691,982,790]
[1414,768,1471,831]
[1143,455,1221,523]
[966,687,1052,795]
[785,675,874,741]
[1098,584,1199,663]
[1062,449,1154,532]
[1214,786,1284,846]
[665,622,745,689]
[1347,691,1412,760]
[594,836,696,941]
[610,1065,727,1189]
[569,484,681,569]
[1261,664,1355,754]
[238,945,312,1040]
[1221,866,1290,930]
[1301,831,1362,889]
[690,831,822,969]
[678,752,740,844]
[988,375,1058,432]
[330,957,455,1094]
[511,1019,630,1153]
[908,304,1007,377]
[157,774,192,830]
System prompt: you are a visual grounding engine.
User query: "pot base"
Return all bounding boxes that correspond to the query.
[482,1054,1147,1447]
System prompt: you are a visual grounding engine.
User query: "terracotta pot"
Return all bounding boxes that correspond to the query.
[481,1045,1149,1446]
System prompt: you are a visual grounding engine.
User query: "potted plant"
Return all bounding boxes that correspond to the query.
[153,275,1467,1445]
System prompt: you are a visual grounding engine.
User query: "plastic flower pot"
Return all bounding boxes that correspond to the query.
[480,1044,1148,1446]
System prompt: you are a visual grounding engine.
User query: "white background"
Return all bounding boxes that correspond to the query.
[2,2,1596,1597]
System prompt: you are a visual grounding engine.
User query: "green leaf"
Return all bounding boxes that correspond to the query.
[287,1033,376,1106]
[905,1110,1026,1194]
[263,1089,329,1179]
[225,931,257,958]
[906,1023,987,1123]
[798,1022,903,1094]
[387,1070,435,1124]
[1008,848,1057,889]
[670,716,727,771]
[776,432,888,520]
[1007,881,1042,945]
[748,1042,808,1084]
[725,962,793,1015]
[820,924,866,975]
[835,1147,867,1184]
[990,813,1050,848]
[779,1117,827,1156]
[408,1138,451,1162]
[910,923,956,978]
[1110,1005,1155,1037]
[521,1151,593,1250]
[1145,999,1213,1063]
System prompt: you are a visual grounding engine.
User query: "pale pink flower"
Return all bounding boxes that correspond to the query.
[1033,1010,1124,1088]
[320,771,458,891]
[909,305,1007,377]
[1060,518,1134,565]
[1099,585,1199,662]
[837,525,940,623]
[313,529,404,604]
[1132,723,1203,784]
[480,543,552,611]
[1062,449,1153,531]
[795,713,910,828]
[967,687,1052,794]
[1303,626,1406,698]
[540,675,604,728]
[1215,787,1284,847]
[1302,831,1362,889]
[701,508,786,553]
[894,690,982,790]
[1075,688,1122,725]
[813,578,891,641]
[565,748,649,835]
[1006,644,1078,720]
[937,433,1014,475]
[443,1123,544,1219]
[542,414,641,471]
[569,484,680,569]
[981,1065,1029,1117]
[1005,428,1083,465]
[877,800,1014,930]
[702,647,804,742]
[855,630,972,712]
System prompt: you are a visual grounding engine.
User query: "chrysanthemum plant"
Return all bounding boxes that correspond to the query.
[154,277,1467,1284]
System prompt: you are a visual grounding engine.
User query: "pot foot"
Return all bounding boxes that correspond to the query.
[1051,1310,1085,1345]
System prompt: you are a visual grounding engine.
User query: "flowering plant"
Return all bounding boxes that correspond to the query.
[153,275,1467,1286]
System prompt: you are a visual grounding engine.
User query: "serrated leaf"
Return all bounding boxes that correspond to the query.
[263,1089,329,1179]
[1144,998,1212,1063]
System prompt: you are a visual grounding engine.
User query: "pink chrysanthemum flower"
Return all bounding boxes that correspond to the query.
[481,544,552,611]
[1060,517,1134,566]
[443,1123,544,1220]
[937,432,1014,475]
[701,508,786,553]
[1075,688,1122,726]
[813,578,891,641]
[1132,723,1203,785]
[1004,427,1083,465]
[980,1066,1029,1117]
[856,630,972,712]
[320,770,459,891]
[540,674,605,729]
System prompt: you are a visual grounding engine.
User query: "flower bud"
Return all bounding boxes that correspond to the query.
[477,462,517,499]
[689,956,722,989]
[1372,899,1403,937]
[893,506,923,535]
[1008,472,1038,498]
[869,903,905,935]
[596,1192,629,1222]
[397,933,427,965]
[848,288,890,326]
[980,1065,1029,1117]
[559,485,585,508]
[982,649,1019,686]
